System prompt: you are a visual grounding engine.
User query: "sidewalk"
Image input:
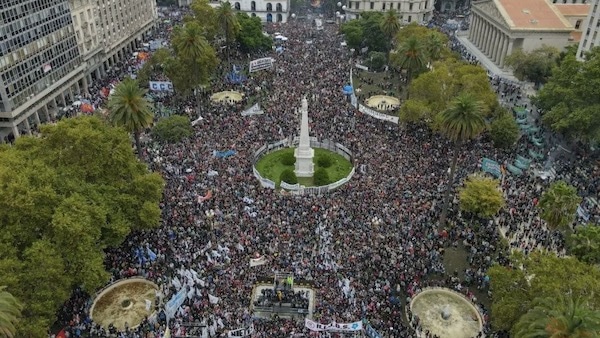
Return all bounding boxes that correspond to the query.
[456,33,518,82]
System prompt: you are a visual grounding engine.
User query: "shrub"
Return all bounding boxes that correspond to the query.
[313,168,330,186]
[280,169,298,185]
[152,115,193,143]
[281,152,296,166]
[316,155,333,168]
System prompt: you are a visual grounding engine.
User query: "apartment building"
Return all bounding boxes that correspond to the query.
[344,0,434,24]
[577,0,600,59]
[0,0,86,139]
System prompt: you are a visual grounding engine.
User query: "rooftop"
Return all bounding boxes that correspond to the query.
[496,0,572,30]
[554,4,591,16]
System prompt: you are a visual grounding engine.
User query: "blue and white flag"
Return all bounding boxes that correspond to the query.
[147,247,158,261]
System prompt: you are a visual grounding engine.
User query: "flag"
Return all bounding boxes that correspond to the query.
[147,247,157,261]
[197,190,213,203]
[249,255,267,267]
[208,294,220,304]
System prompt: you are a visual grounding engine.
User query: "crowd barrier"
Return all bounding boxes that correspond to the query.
[252,136,355,195]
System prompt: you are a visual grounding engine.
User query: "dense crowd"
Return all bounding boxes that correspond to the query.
[52,7,599,338]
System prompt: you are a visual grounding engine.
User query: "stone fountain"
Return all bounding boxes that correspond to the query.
[409,288,484,338]
[90,278,159,331]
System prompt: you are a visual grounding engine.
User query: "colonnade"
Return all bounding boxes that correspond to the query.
[468,13,513,67]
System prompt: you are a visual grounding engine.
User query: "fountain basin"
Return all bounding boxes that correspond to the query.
[90,278,159,331]
[409,287,484,338]
[210,90,244,104]
[364,95,400,111]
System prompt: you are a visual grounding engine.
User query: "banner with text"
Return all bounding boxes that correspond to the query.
[249,58,274,73]
[305,318,363,332]
[149,81,174,92]
[358,104,399,124]
[227,325,254,337]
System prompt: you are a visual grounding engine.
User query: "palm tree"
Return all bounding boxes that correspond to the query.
[216,2,241,63]
[391,36,426,98]
[380,10,401,42]
[513,295,600,338]
[108,77,154,158]
[538,180,582,231]
[172,22,218,115]
[0,286,23,338]
[438,93,487,227]
[424,32,445,62]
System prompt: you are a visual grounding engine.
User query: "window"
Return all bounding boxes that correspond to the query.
[382,3,385,10]
[276,3,282,11]
[409,3,413,10]
[575,20,582,29]
[251,1,256,10]
[370,2,374,9]
[408,15,411,22]
[235,2,240,9]
[355,1,359,9]
[267,3,273,11]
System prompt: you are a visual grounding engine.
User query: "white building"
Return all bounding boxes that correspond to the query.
[344,0,434,24]
[233,0,291,23]
[468,0,580,68]
[577,0,600,59]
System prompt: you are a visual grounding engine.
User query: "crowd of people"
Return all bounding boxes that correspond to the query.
[51,6,599,338]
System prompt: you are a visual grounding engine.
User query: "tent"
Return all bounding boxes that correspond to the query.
[342,84,353,95]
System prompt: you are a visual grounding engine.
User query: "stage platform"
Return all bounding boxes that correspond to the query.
[250,283,316,320]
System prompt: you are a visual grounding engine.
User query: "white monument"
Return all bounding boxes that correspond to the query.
[294,97,315,177]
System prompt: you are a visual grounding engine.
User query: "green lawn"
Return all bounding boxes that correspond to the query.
[255,148,353,187]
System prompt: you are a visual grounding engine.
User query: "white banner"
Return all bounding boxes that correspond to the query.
[249,256,267,267]
[241,103,264,116]
[165,286,187,320]
[358,104,399,124]
[280,181,301,190]
[305,318,363,332]
[149,81,174,92]
[249,57,274,73]
[227,325,254,337]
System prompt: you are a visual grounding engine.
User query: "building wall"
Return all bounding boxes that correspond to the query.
[519,30,576,51]
[578,0,600,59]
[344,0,433,24]
[0,0,84,136]
[70,0,99,57]
[233,0,291,23]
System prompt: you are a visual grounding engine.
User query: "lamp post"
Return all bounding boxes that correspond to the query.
[337,2,347,22]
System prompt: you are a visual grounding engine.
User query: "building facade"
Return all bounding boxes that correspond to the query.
[468,0,576,68]
[577,0,600,59]
[233,0,291,23]
[0,0,86,139]
[344,0,434,24]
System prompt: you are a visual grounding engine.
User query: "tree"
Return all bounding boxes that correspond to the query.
[390,36,426,85]
[0,286,22,338]
[513,295,600,338]
[189,0,219,42]
[216,1,241,63]
[438,93,487,227]
[108,77,154,158]
[424,32,446,62]
[366,51,387,71]
[136,48,172,87]
[505,45,560,87]
[535,48,600,145]
[171,21,219,114]
[403,59,497,125]
[340,20,364,50]
[0,116,164,336]
[459,175,505,218]
[490,111,520,149]
[152,115,193,143]
[380,10,401,41]
[236,13,272,53]
[568,224,600,265]
[360,12,390,53]
[489,252,600,333]
[538,181,581,231]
